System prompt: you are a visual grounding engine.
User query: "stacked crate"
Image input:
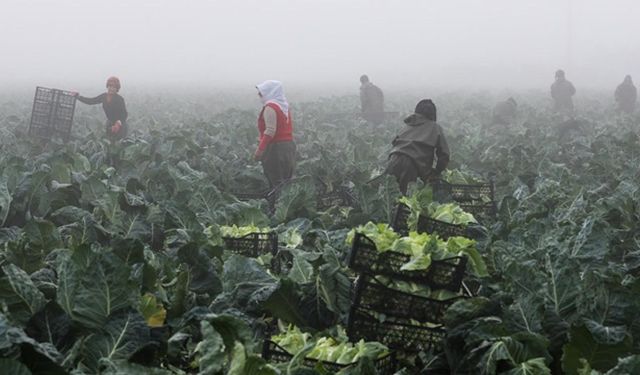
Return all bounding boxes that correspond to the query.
[390,176,496,239]
[345,232,468,353]
[432,178,497,223]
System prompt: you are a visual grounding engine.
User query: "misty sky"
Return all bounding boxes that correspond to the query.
[2,0,639,92]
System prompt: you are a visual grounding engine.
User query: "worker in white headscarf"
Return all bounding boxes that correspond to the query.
[254,80,296,188]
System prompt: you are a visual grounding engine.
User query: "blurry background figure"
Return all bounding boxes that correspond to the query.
[614,75,637,114]
[492,97,518,125]
[254,80,296,189]
[386,99,449,194]
[74,76,128,141]
[550,69,576,114]
[359,74,385,125]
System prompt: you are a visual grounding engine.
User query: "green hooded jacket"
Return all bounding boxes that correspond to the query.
[389,113,450,175]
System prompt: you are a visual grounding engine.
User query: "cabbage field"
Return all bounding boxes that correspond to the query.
[0,92,639,374]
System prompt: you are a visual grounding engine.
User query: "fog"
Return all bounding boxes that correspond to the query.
[2,0,639,94]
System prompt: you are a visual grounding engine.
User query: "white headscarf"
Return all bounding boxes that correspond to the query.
[256,80,289,117]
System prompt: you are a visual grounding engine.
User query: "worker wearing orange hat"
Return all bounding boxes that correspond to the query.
[74,76,128,140]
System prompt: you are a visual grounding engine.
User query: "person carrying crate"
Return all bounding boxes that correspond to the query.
[73,76,128,141]
[386,99,450,194]
[253,80,296,188]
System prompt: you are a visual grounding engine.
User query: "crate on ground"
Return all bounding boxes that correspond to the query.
[222,232,278,258]
[348,233,467,292]
[392,203,476,240]
[346,306,445,353]
[352,276,463,325]
[433,180,497,220]
[262,339,397,374]
[433,179,495,203]
[29,87,77,142]
[416,215,468,240]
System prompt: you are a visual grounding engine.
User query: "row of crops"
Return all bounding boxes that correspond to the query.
[0,93,639,374]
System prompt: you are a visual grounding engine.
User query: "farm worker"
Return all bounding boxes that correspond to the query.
[73,76,128,140]
[492,97,518,125]
[550,69,576,113]
[614,75,637,113]
[386,99,450,194]
[360,74,385,125]
[254,80,296,188]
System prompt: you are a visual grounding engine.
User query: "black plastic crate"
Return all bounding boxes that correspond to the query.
[262,339,396,374]
[348,233,467,292]
[352,276,463,325]
[29,87,76,142]
[391,204,474,240]
[433,180,495,203]
[222,232,278,258]
[347,306,445,353]
[416,215,468,240]
[433,180,497,220]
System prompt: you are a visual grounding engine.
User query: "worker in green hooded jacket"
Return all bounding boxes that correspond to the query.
[386,99,450,194]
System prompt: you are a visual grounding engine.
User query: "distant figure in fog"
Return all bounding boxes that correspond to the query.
[386,99,449,194]
[492,97,518,125]
[360,75,385,125]
[254,80,296,188]
[73,76,128,140]
[614,75,637,113]
[551,69,576,113]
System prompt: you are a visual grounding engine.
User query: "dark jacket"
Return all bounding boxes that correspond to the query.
[77,93,128,125]
[389,113,450,176]
[77,93,128,139]
[360,82,384,124]
[615,81,637,113]
[551,79,576,111]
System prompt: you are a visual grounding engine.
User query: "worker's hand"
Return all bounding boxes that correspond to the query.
[253,150,263,162]
[111,121,122,134]
[70,91,79,97]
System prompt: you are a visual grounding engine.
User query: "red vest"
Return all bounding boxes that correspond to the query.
[258,103,294,142]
